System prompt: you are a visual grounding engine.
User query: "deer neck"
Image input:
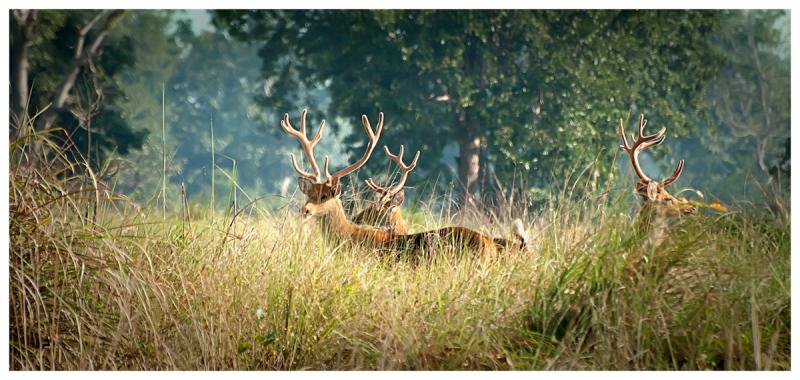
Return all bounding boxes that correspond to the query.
[389,210,408,234]
[318,201,393,244]
[316,200,352,236]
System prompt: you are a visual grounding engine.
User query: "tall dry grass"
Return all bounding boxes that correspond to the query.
[9,127,790,370]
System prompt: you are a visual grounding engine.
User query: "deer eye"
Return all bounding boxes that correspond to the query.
[320,194,328,201]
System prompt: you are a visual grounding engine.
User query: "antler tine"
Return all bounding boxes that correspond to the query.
[281,109,325,182]
[637,113,647,138]
[328,112,384,182]
[360,112,384,141]
[311,119,326,145]
[408,150,421,168]
[323,156,331,179]
[618,119,631,151]
[376,144,420,196]
[635,114,667,141]
[384,144,404,162]
[364,178,387,193]
[384,144,421,171]
[661,159,685,187]
[289,153,317,181]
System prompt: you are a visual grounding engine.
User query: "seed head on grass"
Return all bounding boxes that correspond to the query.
[9,126,790,369]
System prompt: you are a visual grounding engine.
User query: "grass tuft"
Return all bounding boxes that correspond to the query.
[9,129,790,370]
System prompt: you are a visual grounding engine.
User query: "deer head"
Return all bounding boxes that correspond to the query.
[353,145,420,234]
[281,109,384,222]
[618,114,697,216]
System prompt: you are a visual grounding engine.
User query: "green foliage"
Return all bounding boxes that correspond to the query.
[16,10,790,211]
[673,10,790,202]
[14,10,146,165]
[113,11,183,202]
[214,10,726,196]
[114,12,314,207]
[163,27,291,201]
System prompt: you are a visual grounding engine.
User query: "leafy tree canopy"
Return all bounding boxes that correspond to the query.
[10,10,147,167]
[214,10,726,202]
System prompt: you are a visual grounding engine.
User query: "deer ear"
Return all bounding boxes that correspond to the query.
[298,177,315,194]
[390,190,405,207]
[646,181,659,201]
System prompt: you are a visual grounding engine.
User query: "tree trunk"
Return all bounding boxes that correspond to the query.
[458,108,482,198]
[478,135,489,196]
[457,33,485,200]
[9,10,36,137]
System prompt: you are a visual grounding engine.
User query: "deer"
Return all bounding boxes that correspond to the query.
[618,114,697,217]
[281,109,529,256]
[618,113,698,251]
[352,144,420,234]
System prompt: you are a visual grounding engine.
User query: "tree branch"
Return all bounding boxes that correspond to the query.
[73,10,110,60]
[41,10,126,131]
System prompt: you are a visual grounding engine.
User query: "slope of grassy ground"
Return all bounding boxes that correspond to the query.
[9,137,790,370]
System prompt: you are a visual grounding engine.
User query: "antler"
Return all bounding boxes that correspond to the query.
[618,114,684,186]
[327,113,384,184]
[662,159,685,186]
[281,109,326,182]
[281,110,384,184]
[365,144,420,197]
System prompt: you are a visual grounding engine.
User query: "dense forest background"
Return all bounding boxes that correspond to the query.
[9,10,791,211]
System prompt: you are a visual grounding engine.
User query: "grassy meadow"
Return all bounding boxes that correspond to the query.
[9,133,791,370]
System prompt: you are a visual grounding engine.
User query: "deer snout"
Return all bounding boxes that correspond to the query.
[300,205,312,218]
[673,197,698,215]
